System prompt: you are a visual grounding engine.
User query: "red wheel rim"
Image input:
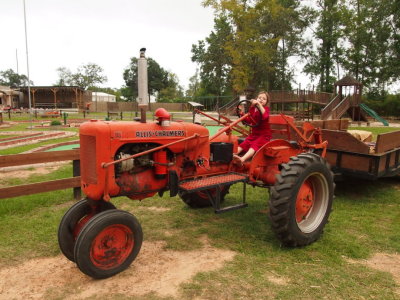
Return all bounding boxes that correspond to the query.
[90,224,134,269]
[73,213,94,239]
[296,179,314,223]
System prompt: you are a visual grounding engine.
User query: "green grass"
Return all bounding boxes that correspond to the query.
[0,168,399,298]
[350,126,399,140]
[0,126,399,299]
[0,136,79,155]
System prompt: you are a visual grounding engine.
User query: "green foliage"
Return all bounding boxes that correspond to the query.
[340,0,397,97]
[301,0,399,95]
[0,69,33,86]
[157,73,184,102]
[303,0,345,93]
[50,120,62,126]
[197,0,309,94]
[192,16,233,96]
[55,63,107,89]
[364,94,400,117]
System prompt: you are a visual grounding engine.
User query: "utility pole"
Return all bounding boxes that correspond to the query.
[23,0,33,124]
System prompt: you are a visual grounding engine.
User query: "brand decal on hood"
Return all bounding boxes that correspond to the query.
[135,130,185,138]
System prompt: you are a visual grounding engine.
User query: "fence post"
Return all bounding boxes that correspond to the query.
[73,159,81,200]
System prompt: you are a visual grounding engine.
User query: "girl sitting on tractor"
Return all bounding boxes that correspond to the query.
[233,91,272,164]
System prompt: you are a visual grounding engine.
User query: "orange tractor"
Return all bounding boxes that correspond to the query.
[58,101,334,279]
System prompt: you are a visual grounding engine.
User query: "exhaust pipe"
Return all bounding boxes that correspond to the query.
[138,48,148,123]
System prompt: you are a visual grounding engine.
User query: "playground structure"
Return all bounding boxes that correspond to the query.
[219,76,388,125]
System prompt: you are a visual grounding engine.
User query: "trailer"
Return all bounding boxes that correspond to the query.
[322,129,400,180]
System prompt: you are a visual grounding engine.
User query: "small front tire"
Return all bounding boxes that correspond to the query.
[58,199,116,262]
[74,209,143,279]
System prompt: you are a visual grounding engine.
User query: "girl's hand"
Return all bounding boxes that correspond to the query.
[251,99,258,106]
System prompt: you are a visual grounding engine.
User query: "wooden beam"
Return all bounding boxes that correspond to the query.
[0,177,81,199]
[0,149,80,168]
[375,131,400,153]
[51,88,59,109]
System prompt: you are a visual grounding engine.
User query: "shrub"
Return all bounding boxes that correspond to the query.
[50,120,62,126]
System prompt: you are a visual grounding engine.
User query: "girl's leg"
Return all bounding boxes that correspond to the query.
[239,148,255,162]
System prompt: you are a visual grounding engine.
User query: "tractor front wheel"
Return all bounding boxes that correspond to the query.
[179,185,230,208]
[269,153,334,247]
[58,199,116,262]
[74,209,143,279]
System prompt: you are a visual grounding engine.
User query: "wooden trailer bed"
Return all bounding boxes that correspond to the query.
[322,129,400,180]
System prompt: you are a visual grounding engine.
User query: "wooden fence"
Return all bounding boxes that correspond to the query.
[0,150,81,200]
[91,102,191,113]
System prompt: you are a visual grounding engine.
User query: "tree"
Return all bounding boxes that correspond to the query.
[186,69,201,97]
[55,63,107,89]
[200,0,309,93]
[55,67,72,86]
[122,57,181,102]
[158,73,184,102]
[0,69,32,86]
[303,0,345,92]
[192,16,233,96]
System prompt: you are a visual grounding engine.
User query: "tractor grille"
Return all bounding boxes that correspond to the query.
[80,134,97,184]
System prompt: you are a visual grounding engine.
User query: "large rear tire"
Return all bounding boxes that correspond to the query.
[74,209,143,279]
[179,185,231,208]
[58,199,116,262]
[269,153,334,247]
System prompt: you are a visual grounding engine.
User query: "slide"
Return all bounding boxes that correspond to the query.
[359,103,389,126]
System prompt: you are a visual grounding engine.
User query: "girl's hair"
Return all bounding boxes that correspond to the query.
[258,91,270,102]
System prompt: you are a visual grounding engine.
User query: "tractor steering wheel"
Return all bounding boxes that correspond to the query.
[236,100,262,127]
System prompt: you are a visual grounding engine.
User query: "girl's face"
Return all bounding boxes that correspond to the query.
[257,93,268,106]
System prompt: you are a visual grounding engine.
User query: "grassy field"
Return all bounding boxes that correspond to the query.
[0,125,399,299]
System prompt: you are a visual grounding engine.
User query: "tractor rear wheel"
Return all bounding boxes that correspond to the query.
[269,153,334,247]
[74,209,143,279]
[179,185,230,208]
[58,199,116,262]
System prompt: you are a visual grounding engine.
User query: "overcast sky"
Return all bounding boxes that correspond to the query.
[0,0,216,90]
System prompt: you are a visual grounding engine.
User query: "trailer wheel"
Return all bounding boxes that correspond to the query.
[179,185,230,208]
[269,153,334,247]
[74,209,143,279]
[58,199,116,262]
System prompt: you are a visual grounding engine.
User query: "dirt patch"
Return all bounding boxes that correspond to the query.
[363,253,400,283]
[265,273,289,286]
[0,165,63,179]
[142,206,171,212]
[0,238,236,299]
[347,253,400,293]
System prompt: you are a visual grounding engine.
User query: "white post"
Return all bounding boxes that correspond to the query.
[137,48,148,105]
[23,0,32,122]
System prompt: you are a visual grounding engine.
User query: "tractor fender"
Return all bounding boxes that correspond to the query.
[248,139,302,185]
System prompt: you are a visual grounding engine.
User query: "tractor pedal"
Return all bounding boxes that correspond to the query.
[215,203,248,214]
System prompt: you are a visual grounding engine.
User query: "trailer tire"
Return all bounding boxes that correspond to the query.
[179,185,230,208]
[74,209,143,279]
[269,153,334,247]
[58,199,116,262]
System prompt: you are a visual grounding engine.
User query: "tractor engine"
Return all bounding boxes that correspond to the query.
[79,116,235,202]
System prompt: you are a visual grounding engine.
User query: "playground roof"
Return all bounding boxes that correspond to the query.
[335,75,362,87]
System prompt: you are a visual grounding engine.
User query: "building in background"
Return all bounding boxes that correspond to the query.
[92,92,116,102]
[18,86,91,109]
[0,86,21,108]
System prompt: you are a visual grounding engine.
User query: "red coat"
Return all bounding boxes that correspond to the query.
[239,106,271,152]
